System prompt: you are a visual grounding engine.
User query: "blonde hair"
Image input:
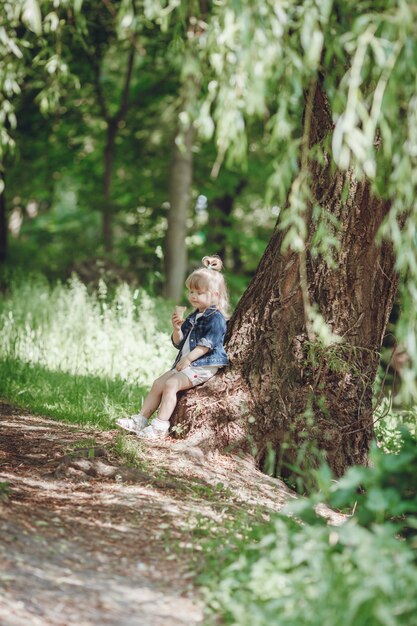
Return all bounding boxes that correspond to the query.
[185,255,230,318]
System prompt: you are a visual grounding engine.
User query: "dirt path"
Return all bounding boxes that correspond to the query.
[1,401,306,626]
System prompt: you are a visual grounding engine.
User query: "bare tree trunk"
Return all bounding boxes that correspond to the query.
[209,193,233,261]
[208,179,245,267]
[86,42,135,253]
[0,171,6,262]
[171,89,399,481]
[163,120,195,301]
[103,120,117,252]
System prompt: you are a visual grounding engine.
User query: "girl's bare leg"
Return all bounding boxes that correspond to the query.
[157,372,193,421]
[140,370,177,418]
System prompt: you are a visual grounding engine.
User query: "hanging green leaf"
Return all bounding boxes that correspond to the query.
[22,0,42,36]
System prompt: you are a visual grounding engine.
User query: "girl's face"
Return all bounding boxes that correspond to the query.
[187,288,216,312]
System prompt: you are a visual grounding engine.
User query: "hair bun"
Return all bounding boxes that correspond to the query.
[202,255,223,272]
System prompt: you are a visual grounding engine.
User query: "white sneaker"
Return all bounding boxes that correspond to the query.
[116,414,148,433]
[137,423,169,440]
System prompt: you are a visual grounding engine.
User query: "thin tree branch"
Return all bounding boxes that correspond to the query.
[76,35,109,122]
[299,77,318,342]
[114,45,135,125]
[100,0,137,125]
[101,0,144,55]
[91,56,110,122]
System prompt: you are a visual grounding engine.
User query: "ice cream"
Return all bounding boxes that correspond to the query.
[175,306,187,320]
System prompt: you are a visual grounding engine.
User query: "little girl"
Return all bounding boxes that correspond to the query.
[116,255,229,439]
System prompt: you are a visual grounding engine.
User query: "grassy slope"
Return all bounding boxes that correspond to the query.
[0,275,175,427]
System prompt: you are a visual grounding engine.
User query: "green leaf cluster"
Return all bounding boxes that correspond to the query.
[287,427,417,532]
[328,429,417,528]
[206,517,417,626]
[204,429,417,626]
[4,0,417,400]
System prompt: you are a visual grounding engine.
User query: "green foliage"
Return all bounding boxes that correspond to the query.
[286,428,417,534]
[0,275,175,425]
[123,0,417,401]
[0,0,82,160]
[328,429,417,529]
[374,397,417,454]
[206,517,417,626]
[4,0,180,279]
[204,430,417,626]
[9,190,101,278]
[4,0,417,401]
[3,0,272,294]
[0,274,175,385]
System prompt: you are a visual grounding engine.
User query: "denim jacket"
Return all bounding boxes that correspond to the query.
[172,306,228,368]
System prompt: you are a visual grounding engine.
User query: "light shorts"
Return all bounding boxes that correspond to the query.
[180,365,219,387]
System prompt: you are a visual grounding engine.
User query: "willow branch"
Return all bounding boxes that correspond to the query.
[114,45,135,125]
[299,77,318,342]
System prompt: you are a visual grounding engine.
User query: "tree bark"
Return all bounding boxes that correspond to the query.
[209,193,233,261]
[103,120,117,252]
[163,120,195,301]
[86,41,135,253]
[208,179,246,268]
[171,88,399,481]
[0,171,6,262]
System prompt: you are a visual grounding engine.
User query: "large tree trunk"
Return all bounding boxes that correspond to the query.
[171,89,399,480]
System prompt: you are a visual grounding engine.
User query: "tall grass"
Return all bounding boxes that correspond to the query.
[0,275,176,426]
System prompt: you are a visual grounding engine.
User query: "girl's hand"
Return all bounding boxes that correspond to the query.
[172,312,183,331]
[176,356,191,371]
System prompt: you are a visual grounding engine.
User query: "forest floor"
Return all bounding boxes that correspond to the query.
[0,401,345,626]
